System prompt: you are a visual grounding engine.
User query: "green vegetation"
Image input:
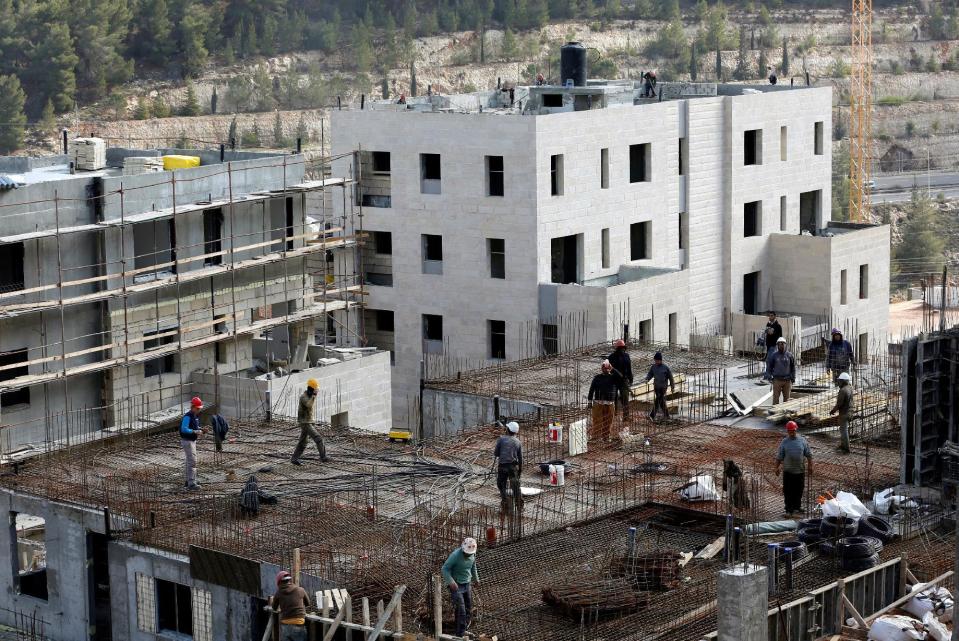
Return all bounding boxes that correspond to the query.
[0,75,27,154]
[893,190,946,283]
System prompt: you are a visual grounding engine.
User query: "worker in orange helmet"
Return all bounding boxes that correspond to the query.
[292,379,329,465]
[270,570,311,641]
[180,397,206,490]
[774,421,813,518]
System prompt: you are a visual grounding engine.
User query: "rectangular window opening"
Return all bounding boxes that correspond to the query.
[375,310,395,332]
[744,129,762,166]
[0,241,25,293]
[743,271,760,315]
[420,153,441,194]
[422,234,443,274]
[372,151,391,174]
[601,228,610,269]
[550,154,564,196]
[203,208,223,266]
[780,125,788,161]
[799,189,822,234]
[0,349,29,407]
[814,121,824,156]
[668,313,678,344]
[859,264,869,299]
[779,195,787,231]
[284,197,295,251]
[638,319,652,343]
[550,234,580,284]
[133,220,176,281]
[488,238,505,279]
[679,138,688,175]
[423,314,443,342]
[678,213,687,250]
[542,323,558,356]
[630,221,651,260]
[489,320,506,359]
[629,143,651,183]
[486,156,504,197]
[143,329,177,378]
[543,94,563,107]
[214,314,228,364]
[744,201,762,238]
[12,513,47,601]
[841,269,848,305]
[156,578,193,637]
[600,148,609,189]
[373,231,392,255]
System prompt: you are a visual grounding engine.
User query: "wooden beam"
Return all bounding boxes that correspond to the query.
[433,575,443,640]
[368,586,406,641]
[842,594,867,629]
[321,599,348,641]
[292,547,301,586]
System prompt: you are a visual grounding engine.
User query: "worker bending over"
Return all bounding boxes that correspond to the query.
[270,570,311,641]
[442,538,479,637]
[292,379,329,465]
[180,396,206,490]
[643,352,675,421]
[830,371,854,454]
[494,421,523,511]
[775,421,813,517]
[767,337,796,405]
[607,339,633,419]
[587,360,619,441]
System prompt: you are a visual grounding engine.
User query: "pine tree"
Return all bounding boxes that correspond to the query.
[181,82,201,116]
[502,29,518,60]
[352,22,373,73]
[22,23,78,116]
[689,41,699,81]
[242,120,261,147]
[410,60,417,96]
[134,0,172,65]
[223,39,236,65]
[134,97,151,120]
[0,74,26,154]
[758,48,767,79]
[381,78,389,99]
[243,18,257,57]
[272,110,286,148]
[295,115,308,144]
[894,190,945,273]
[734,27,750,80]
[108,91,126,120]
[716,47,723,80]
[178,3,211,78]
[781,36,789,75]
[261,15,277,56]
[152,95,171,118]
[39,99,56,138]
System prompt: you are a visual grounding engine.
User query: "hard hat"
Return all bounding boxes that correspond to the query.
[191,396,203,408]
[307,378,319,390]
[613,338,626,348]
[786,421,798,432]
[601,359,613,372]
[461,537,478,555]
[276,570,292,586]
[831,327,842,335]
[838,372,851,382]
[506,421,519,434]
[776,337,787,344]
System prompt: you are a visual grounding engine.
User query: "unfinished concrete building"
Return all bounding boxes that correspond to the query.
[331,75,890,429]
[0,145,385,455]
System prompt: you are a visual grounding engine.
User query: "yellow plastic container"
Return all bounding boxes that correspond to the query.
[162,155,201,170]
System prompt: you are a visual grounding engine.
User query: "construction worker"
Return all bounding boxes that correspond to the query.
[270,570,311,641]
[826,328,856,386]
[763,311,783,380]
[830,372,854,454]
[767,337,796,405]
[587,360,619,441]
[768,66,778,85]
[180,397,206,490]
[493,421,523,511]
[441,538,479,637]
[775,421,813,517]
[607,339,633,419]
[292,379,329,465]
[643,352,675,421]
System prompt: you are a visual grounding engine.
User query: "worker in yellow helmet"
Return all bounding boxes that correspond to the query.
[291,378,329,465]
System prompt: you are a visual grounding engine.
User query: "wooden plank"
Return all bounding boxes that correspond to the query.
[842,594,868,629]
[367,586,406,641]
[321,600,347,641]
[694,535,725,560]
[433,575,443,640]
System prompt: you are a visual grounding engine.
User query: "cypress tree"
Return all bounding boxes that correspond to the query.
[0,75,26,154]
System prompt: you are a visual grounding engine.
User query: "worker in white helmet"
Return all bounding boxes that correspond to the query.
[441,537,479,637]
[493,421,523,511]
[829,371,854,454]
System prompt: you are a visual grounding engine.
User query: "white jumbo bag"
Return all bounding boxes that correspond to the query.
[680,475,719,502]
[821,490,871,520]
[866,615,925,641]
[923,611,950,641]
[904,583,954,622]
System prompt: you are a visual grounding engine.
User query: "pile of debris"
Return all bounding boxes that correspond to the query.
[542,578,649,620]
[609,552,683,590]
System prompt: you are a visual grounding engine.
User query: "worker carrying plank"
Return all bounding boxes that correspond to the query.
[270,570,311,641]
[826,327,856,386]
[493,421,523,512]
[775,421,813,517]
[642,352,675,421]
[291,379,329,465]
[830,372,854,454]
[442,538,480,638]
[180,396,206,491]
[607,339,633,419]
[587,360,619,441]
[767,337,796,405]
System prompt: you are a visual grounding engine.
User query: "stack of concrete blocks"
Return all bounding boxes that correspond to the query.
[68,138,106,171]
[122,156,164,175]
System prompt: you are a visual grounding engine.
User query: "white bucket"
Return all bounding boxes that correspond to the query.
[548,422,563,443]
[549,464,566,486]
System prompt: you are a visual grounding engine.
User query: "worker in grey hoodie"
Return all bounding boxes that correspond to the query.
[643,352,675,420]
[767,337,797,405]
[493,421,523,511]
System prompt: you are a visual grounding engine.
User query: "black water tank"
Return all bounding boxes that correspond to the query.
[560,42,587,87]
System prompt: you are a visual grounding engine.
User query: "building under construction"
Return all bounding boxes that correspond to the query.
[0,143,392,457]
[0,331,952,641]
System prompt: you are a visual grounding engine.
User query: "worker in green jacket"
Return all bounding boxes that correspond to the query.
[441,538,479,637]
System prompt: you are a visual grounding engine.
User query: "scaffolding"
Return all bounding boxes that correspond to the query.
[0,151,367,452]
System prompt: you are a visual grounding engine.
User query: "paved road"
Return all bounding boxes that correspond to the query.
[870,172,959,203]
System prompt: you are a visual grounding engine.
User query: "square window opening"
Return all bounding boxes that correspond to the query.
[543,94,563,107]
[630,221,651,260]
[629,143,651,183]
[0,241,25,293]
[372,151,391,174]
[143,329,177,378]
[489,320,506,359]
[133,220,176,280]
[156,578,193,637]
[373,231,392,255]
[0,349,29,407]
[744,129,762,166]
[486,155,504,197]
[744,201,762,238]
[375,310,395,332]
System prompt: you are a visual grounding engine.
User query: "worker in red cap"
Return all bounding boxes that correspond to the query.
[180,397,206,490]
[607,338,633,419]
[774,421,813,517]
[270,570,311,641]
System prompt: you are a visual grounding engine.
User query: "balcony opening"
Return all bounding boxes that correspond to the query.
[799,189,821,234]
[11,513,46,601]
[743,271,760,315]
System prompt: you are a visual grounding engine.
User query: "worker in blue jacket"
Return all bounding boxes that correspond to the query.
[180,397,206,490]
[826,328,856,386]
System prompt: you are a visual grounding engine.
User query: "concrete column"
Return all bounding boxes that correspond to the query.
[717,564,768,641]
